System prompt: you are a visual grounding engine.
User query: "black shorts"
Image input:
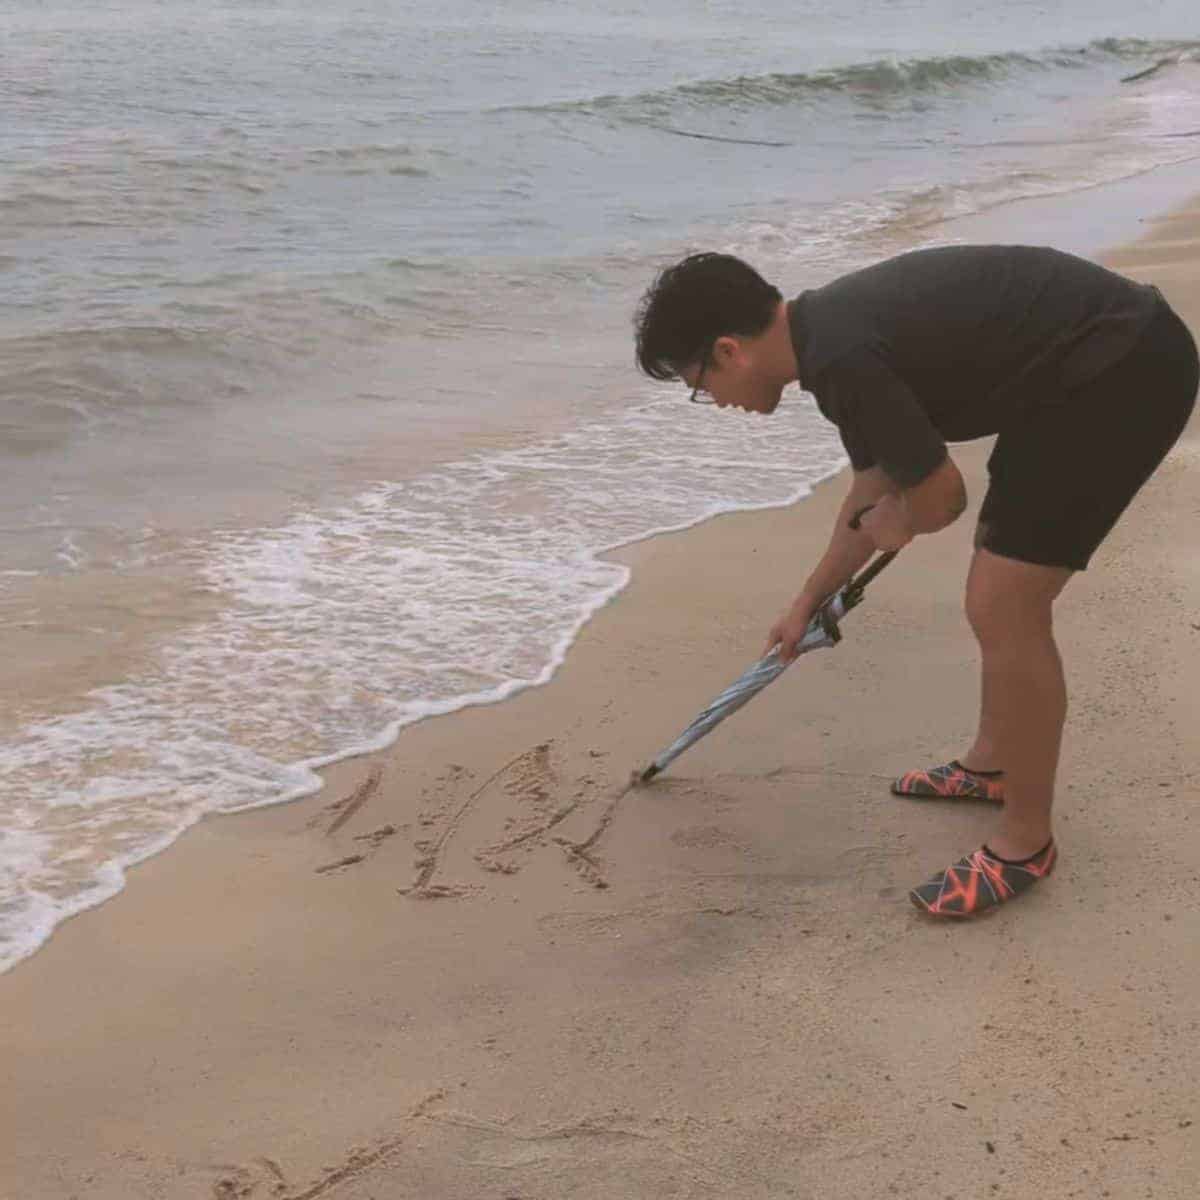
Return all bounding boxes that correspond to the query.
[979,296,1199,571]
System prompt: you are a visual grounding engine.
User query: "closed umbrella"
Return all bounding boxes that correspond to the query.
[637,549,897,783]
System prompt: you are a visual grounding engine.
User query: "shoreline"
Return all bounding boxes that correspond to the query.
[4,168,1200,1196]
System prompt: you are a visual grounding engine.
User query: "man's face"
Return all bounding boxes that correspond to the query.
[682,335,784,414]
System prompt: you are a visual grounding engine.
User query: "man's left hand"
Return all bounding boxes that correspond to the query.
[855,493,914,552]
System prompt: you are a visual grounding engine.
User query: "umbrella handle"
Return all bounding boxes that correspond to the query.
[845,548,898,597]
[842,504,899,603]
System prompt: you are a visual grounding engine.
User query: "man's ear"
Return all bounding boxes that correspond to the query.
[711,334,744,368]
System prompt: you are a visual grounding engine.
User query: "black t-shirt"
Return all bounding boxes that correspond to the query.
[788,244,1161,487]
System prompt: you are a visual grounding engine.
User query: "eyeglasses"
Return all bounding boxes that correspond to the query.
[688,346,715,404]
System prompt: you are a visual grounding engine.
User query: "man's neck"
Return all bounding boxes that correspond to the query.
[762,298,802,388]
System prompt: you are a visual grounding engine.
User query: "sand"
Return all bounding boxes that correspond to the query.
[3,198,1199,1199]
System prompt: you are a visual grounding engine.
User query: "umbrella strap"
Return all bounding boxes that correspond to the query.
[817,602,843,644]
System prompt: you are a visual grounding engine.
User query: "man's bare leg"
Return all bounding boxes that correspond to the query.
[963,545,1072,858]
[959,605,1005,774]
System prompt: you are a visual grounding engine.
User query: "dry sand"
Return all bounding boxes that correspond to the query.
[3,202,1199,1199]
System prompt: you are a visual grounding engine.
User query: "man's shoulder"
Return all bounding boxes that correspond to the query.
[817,243,1065,292]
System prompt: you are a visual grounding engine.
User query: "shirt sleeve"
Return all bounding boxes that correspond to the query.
[813,346,948,487]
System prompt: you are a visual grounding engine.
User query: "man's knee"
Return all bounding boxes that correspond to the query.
[966,582,1021,646]
[965,550,1070,645]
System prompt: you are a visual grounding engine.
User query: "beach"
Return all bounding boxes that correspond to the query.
[2,188,1198,1196]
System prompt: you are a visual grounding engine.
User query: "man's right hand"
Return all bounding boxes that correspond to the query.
[764,595,820,664]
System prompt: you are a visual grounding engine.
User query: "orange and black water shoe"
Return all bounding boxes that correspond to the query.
[910,840,1056,917]
[892,760,1005,803]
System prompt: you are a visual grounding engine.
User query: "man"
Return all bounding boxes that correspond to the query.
[633,245,1197,917]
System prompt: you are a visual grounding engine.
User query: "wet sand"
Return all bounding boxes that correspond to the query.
[3,197,1199,1198]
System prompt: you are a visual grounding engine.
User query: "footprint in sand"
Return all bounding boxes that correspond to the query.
[669,824,753,852]
[210,1157,286,1198]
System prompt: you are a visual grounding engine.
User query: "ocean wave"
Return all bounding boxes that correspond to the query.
[301,142,439,176]
[0,324,266,440]
[498,37,1200,121]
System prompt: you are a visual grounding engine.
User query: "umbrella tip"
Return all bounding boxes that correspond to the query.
[634,764,659,786]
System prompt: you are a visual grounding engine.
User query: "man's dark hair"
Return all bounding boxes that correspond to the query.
[634,252,782,380]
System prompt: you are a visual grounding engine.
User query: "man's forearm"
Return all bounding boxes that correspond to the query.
[798,471,896,605]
